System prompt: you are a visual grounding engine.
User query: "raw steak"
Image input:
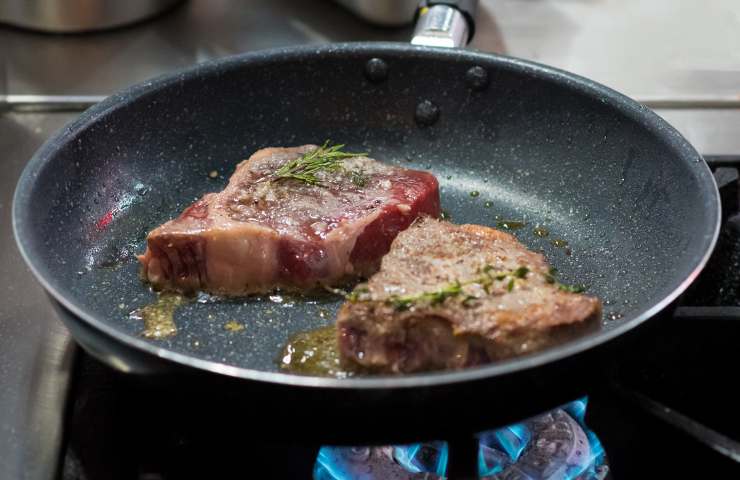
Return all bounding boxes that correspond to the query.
[138,145,440,295]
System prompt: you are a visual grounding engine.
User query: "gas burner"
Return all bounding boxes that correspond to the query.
[314,399,608,479]
[315,446,435,480]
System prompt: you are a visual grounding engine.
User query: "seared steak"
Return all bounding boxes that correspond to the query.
[337,218,601,373]
[138,145,440,295]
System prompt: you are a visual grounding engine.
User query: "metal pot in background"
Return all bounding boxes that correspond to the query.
[334,0,419,26]
[0,0,184,33]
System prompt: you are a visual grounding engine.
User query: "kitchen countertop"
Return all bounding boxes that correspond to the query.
[0,112,77,480]
[2,1,739,479]
[3,0,740,151]
[3,0,740,104]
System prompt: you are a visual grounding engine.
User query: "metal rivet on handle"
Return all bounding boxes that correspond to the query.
[364,58,389,83]
[415,100,440,127]
[465,66,489,91]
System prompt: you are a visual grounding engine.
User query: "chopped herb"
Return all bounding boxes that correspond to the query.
[390,297,414,311]
[352,265,531,311]
[533,226,550,237]
[387,280,463,311]
[470,190,480,198]
[462,295,478,307]
[513,266,530,278]
[350,169,368,187]
[271,141,366,186]
[551,239,569,248]
[346,286,370,302]
[558,283,586,293]
[349,265,580,312]
[224,320,245,332]
[484,201,493,208]
[440,210,452,221]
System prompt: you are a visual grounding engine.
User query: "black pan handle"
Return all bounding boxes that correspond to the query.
[412,0,478,48]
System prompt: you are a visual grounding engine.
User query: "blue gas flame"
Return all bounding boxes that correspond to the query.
[314,397,607,479]
[477,422,531,476]
[563,397,606,479]
[393,441,448,475]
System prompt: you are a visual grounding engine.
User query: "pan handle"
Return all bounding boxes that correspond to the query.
[411,0,478,48]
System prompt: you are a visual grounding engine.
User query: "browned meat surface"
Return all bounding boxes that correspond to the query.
[138,145,440,295]
[337,218,601,373]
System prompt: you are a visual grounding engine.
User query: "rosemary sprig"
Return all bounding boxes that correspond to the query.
[350,169,368,187]
[271,141,366,186]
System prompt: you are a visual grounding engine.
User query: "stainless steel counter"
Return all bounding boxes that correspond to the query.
[0,113,77,480]
[1,0,739,478]
[3,0,740,104]
[3,0,740,150]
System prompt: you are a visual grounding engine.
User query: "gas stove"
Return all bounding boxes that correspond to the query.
[2,1,740,479]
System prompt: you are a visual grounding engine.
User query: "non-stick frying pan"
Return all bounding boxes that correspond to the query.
[13,3,719,443]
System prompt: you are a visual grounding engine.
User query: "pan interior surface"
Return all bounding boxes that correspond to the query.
[14,44,718,384]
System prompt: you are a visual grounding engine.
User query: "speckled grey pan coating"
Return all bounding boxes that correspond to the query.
[13,44,719,394]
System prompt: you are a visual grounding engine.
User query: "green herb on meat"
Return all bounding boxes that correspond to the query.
[557,283,587,293]
[388,280,464,311]
[347,265,531,311]
[350,169,368,187]
[346,286,370,302]
[271,141,366,186]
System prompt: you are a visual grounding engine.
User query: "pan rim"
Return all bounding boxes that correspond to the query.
[13,42,721,389]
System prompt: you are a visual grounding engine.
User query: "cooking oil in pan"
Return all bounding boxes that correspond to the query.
[496,219,527,230]
[279,325,357,378]
[129,292,188,339]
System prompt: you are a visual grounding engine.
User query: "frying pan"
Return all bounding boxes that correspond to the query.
[13,3,719,443]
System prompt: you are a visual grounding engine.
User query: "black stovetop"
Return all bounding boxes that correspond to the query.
[59,157,740,480]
